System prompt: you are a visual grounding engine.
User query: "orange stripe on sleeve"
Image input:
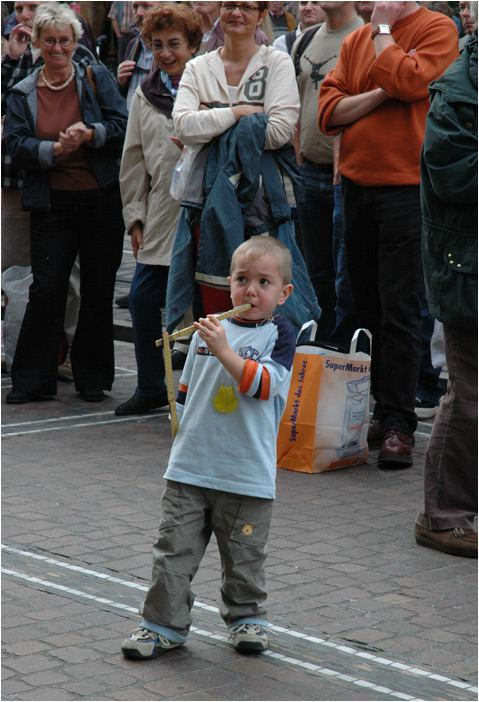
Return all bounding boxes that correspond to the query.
[238,359,258,395]
[258,367,270,401]
[179,383,189,393]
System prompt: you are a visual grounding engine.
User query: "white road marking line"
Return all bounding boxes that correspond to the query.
[0,566,427,702]
[2,413,168,437]
[2,544,476,697]
[2,416,431,440]
[3,411,115,427]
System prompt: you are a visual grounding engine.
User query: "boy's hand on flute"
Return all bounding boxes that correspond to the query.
[194,315,245,384]
[194,315,227,357]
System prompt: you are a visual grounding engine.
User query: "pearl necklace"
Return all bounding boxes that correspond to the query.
[40,64,75,91]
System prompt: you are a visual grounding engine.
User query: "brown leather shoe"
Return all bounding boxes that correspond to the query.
[367,418,384,447]
[414,523,478,558]
[378,429,413,468]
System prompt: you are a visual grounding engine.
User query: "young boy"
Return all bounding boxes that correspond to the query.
[121,237,296,659]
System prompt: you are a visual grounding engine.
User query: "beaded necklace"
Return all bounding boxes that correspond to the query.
[40,64,75,91]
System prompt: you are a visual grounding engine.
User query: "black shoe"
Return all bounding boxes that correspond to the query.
[115,295,129,309]
[115,393,169,416]
[6,389,54,404]
[78,389,106,402]
[171,350,187,371]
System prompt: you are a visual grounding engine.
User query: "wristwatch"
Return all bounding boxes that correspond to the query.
[371,24,391,39]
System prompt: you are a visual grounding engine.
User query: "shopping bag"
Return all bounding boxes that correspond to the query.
[2,266,32,371]
[277,328,372,473]
[430,320,446,370]
[169,144,202,202]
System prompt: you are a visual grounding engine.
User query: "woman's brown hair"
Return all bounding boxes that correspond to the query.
[142,3,203,50]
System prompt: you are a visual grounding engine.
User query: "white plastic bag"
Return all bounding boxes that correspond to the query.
[2,266,32,371]
[430,320,446,369]
[169,144,201,202]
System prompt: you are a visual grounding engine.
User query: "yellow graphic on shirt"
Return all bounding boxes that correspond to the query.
[213,386,238,413]
[242,524,254,536]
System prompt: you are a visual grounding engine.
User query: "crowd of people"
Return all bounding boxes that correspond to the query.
[1,0,477,659]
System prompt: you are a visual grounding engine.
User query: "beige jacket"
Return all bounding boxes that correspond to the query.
[120,86,181,266]
[173,45,300,151]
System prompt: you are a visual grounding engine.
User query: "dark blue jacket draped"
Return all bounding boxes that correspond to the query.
[166,113,321,335]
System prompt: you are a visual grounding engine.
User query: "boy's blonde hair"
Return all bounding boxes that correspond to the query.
[230,237,292,285]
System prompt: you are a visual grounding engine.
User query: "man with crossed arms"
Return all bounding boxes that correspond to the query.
[318,1,458,468]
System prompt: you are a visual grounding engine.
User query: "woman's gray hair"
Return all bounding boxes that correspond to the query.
[31,2,82,43]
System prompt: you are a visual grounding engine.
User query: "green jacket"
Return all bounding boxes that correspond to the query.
[421,31,478,329]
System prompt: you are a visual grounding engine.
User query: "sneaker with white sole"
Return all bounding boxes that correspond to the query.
[121,627,183,659]
[230,623,269,652]
[415,398,440,419]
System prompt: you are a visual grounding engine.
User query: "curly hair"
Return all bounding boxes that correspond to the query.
[142,3,203,51]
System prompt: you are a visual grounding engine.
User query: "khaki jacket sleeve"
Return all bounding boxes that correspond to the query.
[119,91,150,232]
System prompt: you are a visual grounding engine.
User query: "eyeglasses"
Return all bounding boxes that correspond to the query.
[41,37,73,47]
[149,39,186,52]
[220,3,261,14]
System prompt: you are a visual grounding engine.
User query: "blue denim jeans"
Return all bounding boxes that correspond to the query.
[128,263,169,397]
[342,178,424,435]
[417,294,444,406]
[329,182,360,349]
[297,161,336,340]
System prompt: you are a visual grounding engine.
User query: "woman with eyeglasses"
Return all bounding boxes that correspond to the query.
[174,1,298,151]
[170,0,304,326]
[114,3,203,417]
[3,2,128,404]
[191,0,271,53]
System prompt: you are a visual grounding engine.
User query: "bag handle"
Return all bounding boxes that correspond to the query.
[297,320,317,343]
[86,64,97,99]
[350,328,372,355]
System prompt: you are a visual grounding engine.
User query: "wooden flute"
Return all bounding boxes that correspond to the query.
[156,303,252,347]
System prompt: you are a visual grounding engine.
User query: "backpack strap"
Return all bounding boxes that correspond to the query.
[293,25,321,77]
[285,29,297,55]
[86,64,97,99]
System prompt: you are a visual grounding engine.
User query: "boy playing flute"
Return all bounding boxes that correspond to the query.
[122,237,296,659]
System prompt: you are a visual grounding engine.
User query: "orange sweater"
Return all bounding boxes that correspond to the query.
[318,7,458,186]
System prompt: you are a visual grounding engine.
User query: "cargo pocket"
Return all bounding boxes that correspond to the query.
[230,496,273,549]
[440,244,477,326]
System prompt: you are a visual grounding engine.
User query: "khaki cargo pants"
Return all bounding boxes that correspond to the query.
[140,480,274,639]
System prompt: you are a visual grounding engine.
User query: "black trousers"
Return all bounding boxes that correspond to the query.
[341,178,424,435]
[11,188,124,395]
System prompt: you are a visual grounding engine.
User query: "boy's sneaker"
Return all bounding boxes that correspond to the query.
[230,623,269,652]
[121,627,183,659]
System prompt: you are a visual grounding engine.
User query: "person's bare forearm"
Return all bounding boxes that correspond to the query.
[328,88,389,128]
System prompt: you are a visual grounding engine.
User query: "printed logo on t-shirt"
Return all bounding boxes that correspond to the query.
[303,53,337,89]
[197,345,214,356]
[244,66,269,101]
[238,345,261,361]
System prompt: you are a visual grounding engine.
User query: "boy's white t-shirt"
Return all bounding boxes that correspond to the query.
[164,314,296,499]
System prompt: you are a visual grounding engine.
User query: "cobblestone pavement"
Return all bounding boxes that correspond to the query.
[2,243,477,701]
